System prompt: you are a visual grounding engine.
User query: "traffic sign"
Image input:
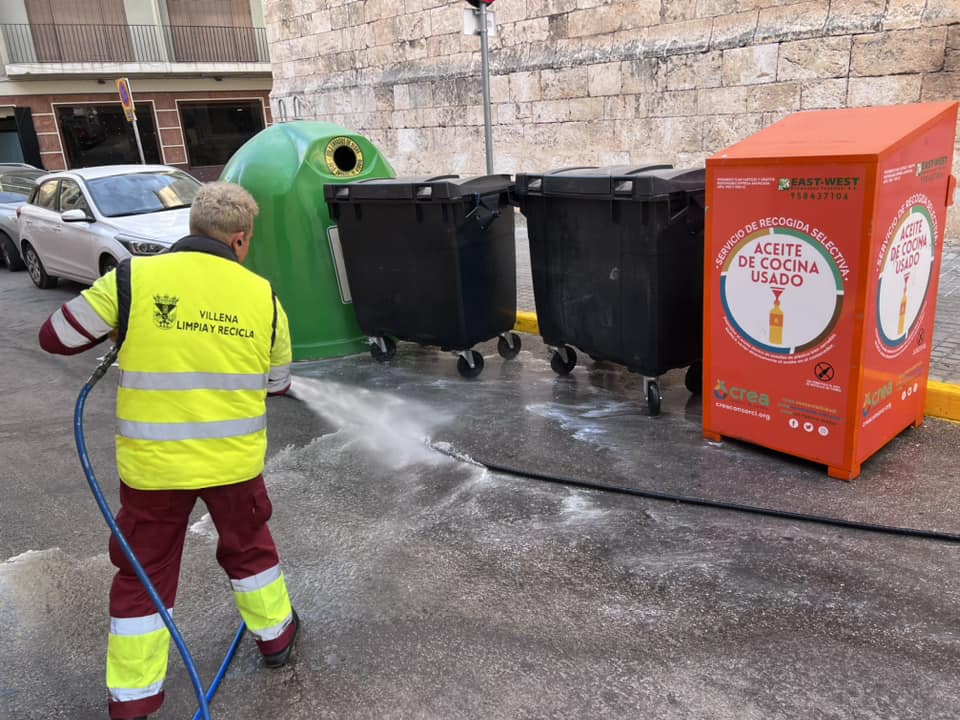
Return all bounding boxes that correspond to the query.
[116,77,136,122]
[463,8,497,36]
[115,76,145,163]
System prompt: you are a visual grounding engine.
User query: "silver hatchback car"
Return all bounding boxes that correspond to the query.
[18,165,200,288]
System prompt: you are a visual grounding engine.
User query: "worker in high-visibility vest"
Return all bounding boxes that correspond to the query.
[39,182,300,720]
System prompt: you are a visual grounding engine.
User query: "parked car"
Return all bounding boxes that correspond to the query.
[18,165,201,289]
[0,165,45,271]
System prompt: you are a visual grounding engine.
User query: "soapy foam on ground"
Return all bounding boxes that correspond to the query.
[560,493,607,521]
[189,514,217,539]
[526,399,642,445]
[525,403,608,444]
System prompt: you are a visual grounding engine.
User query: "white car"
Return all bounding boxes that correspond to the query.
[18,164,200,288]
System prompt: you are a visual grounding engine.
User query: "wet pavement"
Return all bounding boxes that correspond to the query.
[3,255,960,719]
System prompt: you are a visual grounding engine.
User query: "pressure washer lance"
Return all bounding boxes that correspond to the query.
[74,345,246,720]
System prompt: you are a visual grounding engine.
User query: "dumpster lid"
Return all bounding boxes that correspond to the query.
[324,174,513,202]
[709,101,959,163]
[516,165,705,199]
[625,167,706,198]
[516,164,672,196]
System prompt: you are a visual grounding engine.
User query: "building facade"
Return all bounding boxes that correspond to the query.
[0,0,274,179]
[264,0,959,235]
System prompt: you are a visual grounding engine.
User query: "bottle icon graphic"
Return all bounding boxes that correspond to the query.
[897,273,910,337]
[769,287,784,345]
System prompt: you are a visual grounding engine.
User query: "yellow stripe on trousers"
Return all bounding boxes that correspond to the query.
[232,572,293,639]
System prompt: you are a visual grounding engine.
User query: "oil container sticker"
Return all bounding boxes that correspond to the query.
[327,226,353,304]
[716,216,848,364]
[874,193,937,359]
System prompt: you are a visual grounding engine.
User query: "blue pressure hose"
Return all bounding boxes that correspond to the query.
[73,346,246,720]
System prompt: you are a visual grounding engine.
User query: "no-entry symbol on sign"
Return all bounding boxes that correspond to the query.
[116,77,136,122]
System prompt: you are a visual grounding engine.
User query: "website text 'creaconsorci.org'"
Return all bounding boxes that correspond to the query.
[715,402,772,421]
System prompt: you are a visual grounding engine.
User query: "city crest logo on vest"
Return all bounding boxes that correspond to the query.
[153,295,179,329]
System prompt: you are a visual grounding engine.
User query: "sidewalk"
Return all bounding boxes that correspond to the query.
[930,238,960,384]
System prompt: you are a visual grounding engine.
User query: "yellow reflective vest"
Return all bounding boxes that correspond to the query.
[82,238,291,490]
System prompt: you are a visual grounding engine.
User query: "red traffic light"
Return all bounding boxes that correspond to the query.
[466,0,495,5]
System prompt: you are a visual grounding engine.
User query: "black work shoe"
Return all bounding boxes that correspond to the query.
[263,609,300,669]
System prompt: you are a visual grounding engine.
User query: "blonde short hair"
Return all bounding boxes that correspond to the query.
[189,181,259,243]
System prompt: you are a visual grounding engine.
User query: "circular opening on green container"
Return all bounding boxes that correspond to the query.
[325,136,365,177]
[333,145,357,173]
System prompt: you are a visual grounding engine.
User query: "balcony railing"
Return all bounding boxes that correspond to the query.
[2,23,269,65]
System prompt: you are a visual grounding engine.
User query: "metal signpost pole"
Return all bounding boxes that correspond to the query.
[478,3,494,175]
[131,117,146,165]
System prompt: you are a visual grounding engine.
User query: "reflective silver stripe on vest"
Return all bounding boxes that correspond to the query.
[109,680,164,703]
[231,565,282,594]
[267,364,291,394]
[50,307,92,348]
[120,370,268,391]
[118,415,266,441]
[66,294,113,338]
[110,611,170,636]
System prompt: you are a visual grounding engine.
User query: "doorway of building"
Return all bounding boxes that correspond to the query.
[0,115,26,163]
[0,108,42,167]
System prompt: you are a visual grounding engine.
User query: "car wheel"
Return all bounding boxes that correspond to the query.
[21,242,57,289]
[100,255,118,275]
[0,231,25,271]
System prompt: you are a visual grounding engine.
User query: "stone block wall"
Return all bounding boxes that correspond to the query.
[265,0,960,234]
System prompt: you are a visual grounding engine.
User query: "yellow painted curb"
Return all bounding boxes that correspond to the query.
[515,311,960,423]
[514,311,540,336]
[925,380,960,423]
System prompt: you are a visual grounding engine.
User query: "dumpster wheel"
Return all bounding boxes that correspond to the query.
[497,332,522,360]
[457,349,485,379]
[370,336,397,362]
[684,361,703,395]
[549,345,577,375]
[645,378,662,416]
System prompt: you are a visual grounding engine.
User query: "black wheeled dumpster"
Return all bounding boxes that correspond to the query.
[323,174,520,378]
[514,165,706,414]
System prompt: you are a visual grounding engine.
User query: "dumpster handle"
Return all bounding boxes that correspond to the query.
[685,192,706,235]
[465,192,500,231]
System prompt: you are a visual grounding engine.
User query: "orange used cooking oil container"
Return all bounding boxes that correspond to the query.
[703,101,958,480]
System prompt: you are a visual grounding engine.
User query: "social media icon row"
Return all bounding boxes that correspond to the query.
[901,382,920,401]
[788,417,829,436]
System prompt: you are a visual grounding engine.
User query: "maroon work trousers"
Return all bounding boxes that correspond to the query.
[107,474,290,719]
